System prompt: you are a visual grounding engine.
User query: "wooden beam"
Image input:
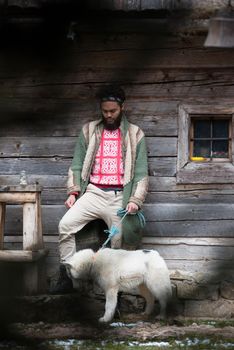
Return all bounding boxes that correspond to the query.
[0,192,36,204]
[142,237,234,247]
[0,185,42,192]
[23,203,42,250]
[35,192,44,248]
[0,249,47,262]
[0,203,5,249]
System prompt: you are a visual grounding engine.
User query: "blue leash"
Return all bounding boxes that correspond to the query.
[101,208,146,249]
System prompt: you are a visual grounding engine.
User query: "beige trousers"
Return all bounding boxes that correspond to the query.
[58,183,123,263]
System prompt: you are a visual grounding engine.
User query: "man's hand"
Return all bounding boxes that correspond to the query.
[126,202,139,213]
[65,194,76,209]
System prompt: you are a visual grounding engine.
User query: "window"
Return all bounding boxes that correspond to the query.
[190,116,231,161]
[177,105,234,184]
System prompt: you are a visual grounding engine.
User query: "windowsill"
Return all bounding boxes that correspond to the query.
[190,158,229,162]
[176,161,234,184]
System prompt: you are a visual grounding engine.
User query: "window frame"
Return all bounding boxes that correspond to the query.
[177,104,234,184]
[189,116,232,162]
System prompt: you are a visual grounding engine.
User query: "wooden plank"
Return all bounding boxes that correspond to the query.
[141,244,234,260]
[177,103,189,172]
[0,249,47,262]
[122,0,141,10]
[3,175,234,193]
[6,235,234,247]
[146,191,234,204]
[1,78,234,99]
[1,47,234,74]
[5,242,234,273]
[0,97,176,116]
[3,64,234,86]
[0,185,42,192]
[7,0,41,8]
[35,192,43,248]
[0,203,5,249]
[164,259,234,275]
[0,136,177,157]
[148,157,176,176]
[23,203,42,250]
[144,220,234,237]
[82,0,226,12]
[4,204,234,236]
[36,188,234,205]
[177,162,234,184]
[0,192,36,203]
[42,187,234,206]
[0,99,178,137]
[0,174,67,188]
[5,217,234,238]
[144,202,234,221]
[0,158,71,176]
[142,237,234,247]
[140,0,171,10]
[25,240,234,260]
[146,137,177,157]
[72,17,209,33]
[58,33,206,51]
[0,157,176,177]
[149,176,234,192]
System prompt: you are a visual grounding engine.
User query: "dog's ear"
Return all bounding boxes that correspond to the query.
[63,262,73,268]
[63,262,73,275]
[63,262,73,278]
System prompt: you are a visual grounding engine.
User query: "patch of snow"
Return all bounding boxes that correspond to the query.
[110,322,137,327]
[128,341,170,347]
[218,343,234,349]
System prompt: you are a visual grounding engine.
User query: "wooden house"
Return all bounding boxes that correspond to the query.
[0,0,234,318]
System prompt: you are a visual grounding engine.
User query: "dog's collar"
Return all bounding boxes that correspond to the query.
[92,251,98,261]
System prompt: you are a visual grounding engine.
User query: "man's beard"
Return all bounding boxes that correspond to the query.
[103,113,122,130]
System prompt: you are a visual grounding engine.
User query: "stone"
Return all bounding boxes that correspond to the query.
[176,281,219,301]
[184,299,234,318]
[220,281,234,300]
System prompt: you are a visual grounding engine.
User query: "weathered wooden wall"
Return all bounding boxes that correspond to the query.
[0,14,234,315]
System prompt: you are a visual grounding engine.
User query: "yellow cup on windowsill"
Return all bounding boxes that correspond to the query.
[190,156,206,161]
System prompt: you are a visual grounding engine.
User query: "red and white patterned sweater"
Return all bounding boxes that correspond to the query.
[90,128,124,187]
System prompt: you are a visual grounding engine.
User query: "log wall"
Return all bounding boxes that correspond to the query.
[0,17,234,316]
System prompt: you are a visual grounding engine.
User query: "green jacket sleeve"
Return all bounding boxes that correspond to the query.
[67,129,87,195]
[129,135,149,208]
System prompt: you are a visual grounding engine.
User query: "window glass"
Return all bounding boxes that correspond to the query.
[212,140,229,158]
[193,140,210,157]
[213,120,229,138]
[194,120,210,138]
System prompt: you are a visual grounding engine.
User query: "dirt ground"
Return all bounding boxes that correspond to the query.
[5,317,234,342]
[0,294,233,342]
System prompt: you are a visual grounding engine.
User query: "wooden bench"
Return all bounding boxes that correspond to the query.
[0,185,48,295]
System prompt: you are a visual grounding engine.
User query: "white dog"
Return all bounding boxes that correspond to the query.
[65,248,172,323]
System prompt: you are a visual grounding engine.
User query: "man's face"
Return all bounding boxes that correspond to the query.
[101,101,123,130]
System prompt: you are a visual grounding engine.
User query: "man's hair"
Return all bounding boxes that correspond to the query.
[97,85,125,105]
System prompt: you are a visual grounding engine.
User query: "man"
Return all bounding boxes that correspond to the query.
[51,85,149,294]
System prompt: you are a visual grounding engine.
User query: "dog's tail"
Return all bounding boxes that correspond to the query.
[145,251,172,306]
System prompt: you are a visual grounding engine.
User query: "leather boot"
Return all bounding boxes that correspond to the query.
[49,264,74,294]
